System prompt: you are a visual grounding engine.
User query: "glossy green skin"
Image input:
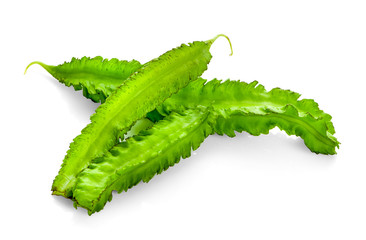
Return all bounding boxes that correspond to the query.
[158,78,339,154]
[73,108,214,214]
[51,41,213,197]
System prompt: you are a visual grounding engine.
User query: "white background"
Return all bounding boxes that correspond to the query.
[1,0,365,239]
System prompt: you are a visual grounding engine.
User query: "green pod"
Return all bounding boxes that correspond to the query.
[25,56,142,103]
[157,78,339,154]
[73,107,215,215]
[52,35,232,198]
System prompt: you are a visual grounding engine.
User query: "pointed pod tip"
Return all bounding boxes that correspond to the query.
[24,63,32,75]
[24,61,40,75]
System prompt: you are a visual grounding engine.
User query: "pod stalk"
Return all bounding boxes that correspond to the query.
[24,61,52,75]
[206,34,233,56]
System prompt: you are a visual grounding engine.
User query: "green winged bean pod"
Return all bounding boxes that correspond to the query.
[157,78,339,154]
[73,107,215,214]
[51,34,233,198]
[25,56,142,103]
